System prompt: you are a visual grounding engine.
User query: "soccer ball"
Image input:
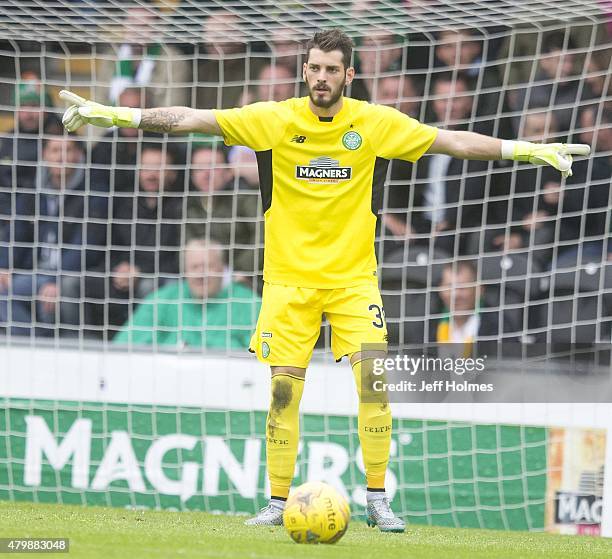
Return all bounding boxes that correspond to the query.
[283,481,351,544]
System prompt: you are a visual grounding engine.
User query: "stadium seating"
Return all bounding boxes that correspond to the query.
[480,252,544,335]
[545,261,611,344]
[381,245,450,346]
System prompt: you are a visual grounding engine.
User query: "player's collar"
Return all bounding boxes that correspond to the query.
[305,96,349,124]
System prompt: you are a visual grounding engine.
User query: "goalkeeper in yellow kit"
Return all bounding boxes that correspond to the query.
[61,29,590,532]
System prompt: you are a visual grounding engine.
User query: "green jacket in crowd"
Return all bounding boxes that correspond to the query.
[114,280,260,350]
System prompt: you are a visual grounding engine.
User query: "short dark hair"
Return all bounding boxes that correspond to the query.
[191,143,228,163]
[441,260,478,283]
[436,28,481,43]
[42,133,85,154]
[305,29,354,69]
[433,70,473,91]
[141,141,176,163]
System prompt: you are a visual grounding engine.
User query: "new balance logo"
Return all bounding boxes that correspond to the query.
[291,135,307,143]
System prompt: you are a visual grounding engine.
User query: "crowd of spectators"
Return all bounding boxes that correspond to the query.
[0,4,610,348]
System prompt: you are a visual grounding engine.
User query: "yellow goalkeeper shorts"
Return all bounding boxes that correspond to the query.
[249,281,388,368]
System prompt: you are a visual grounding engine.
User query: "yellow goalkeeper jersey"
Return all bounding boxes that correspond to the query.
[214,96,438,288]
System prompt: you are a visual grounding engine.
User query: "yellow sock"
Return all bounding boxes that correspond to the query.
[266,373,305,499]
[352,357,392,490]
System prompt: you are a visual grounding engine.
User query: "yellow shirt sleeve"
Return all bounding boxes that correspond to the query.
[213,101,291,151]
[372,105,439,162]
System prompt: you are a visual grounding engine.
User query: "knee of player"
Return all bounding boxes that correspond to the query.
[270,371,304,412]
[271,378,294,410]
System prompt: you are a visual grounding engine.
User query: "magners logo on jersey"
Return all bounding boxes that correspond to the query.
[295,156,352,184]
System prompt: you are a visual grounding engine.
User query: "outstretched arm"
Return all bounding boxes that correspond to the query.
[139,107,221,135]
[428,129,502,160]
[60,90,222,135]
[427,128,591,178]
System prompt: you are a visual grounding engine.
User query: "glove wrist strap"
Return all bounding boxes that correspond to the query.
[501,140,532,162]
[114,107,142,128]
[500,140,515,159]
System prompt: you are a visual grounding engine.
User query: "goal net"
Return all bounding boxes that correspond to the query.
[0,0,611,537]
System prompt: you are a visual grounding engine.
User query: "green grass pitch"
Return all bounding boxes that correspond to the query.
[1,501,611,558]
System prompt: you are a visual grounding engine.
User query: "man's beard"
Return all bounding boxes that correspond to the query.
[307,79,345,109]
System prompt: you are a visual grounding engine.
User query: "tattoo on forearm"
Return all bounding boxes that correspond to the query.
[140,110,186,133]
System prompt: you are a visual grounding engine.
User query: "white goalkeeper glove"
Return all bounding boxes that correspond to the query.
[60,90,141,132]
[501,140,591,178]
